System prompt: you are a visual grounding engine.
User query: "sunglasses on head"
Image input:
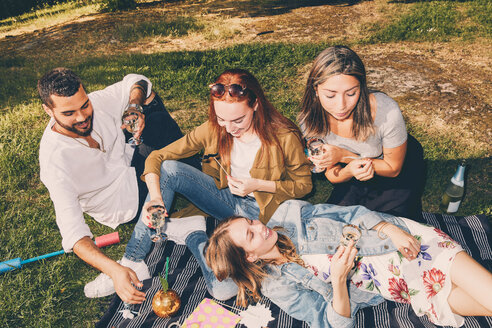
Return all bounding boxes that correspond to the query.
[209,83,247,98]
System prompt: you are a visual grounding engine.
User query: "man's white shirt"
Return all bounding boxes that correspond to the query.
[39,74,152,252]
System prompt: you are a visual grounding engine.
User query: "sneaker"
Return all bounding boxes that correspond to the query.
[84,271,115,298]
[120,257,151,281]
[84,259,150,298]
[164,215,206,245]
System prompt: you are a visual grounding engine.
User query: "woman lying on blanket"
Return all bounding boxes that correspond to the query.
[131,69,312,300]
[298,46,425,221]
[205,200,492,328]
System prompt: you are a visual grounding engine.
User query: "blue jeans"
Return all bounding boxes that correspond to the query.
[124,160,260,300]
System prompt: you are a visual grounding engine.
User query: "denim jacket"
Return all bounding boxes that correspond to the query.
[261,200,410,328]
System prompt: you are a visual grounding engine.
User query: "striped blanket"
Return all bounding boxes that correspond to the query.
[96,213,492,328]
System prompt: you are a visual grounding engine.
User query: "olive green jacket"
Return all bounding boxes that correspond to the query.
[143,121,312,223]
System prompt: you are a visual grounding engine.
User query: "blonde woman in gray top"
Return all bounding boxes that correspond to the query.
[298,46,425,221]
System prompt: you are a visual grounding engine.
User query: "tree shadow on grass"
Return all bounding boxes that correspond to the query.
[140,0,362,17]
[225,0,363,17]
[387,0,476,3]
[0,56,37,110]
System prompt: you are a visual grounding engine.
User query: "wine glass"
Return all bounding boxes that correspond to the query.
[147,204,168,242]
[339,224,362,278]
[305,137,325,173]
[122,109,143,146]
[340,224,362,247]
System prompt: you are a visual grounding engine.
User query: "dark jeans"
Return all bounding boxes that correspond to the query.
[326,134,426,222]
[126,93,201,221]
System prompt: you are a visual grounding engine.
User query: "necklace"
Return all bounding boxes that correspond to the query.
[53,123,106,153]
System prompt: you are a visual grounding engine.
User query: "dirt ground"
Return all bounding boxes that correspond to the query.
[1,0,490,153]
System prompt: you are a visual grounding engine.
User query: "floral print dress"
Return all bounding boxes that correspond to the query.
[301,218,464,327]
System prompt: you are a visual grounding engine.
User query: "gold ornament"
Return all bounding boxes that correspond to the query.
[152,289,181,318]
[152,264,181,318]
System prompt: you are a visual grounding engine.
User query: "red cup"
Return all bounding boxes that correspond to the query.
[95,232,120,248]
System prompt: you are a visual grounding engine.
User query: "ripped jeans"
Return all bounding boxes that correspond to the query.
[124,160,261,300]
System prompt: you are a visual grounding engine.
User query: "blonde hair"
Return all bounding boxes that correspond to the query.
[205,216,304,307]
[298,45,374,141]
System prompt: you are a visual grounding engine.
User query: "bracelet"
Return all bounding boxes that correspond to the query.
[126,103,144,114]
[377,222,389,240]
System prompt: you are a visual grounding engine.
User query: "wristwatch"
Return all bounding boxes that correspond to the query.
[126,103,144,113]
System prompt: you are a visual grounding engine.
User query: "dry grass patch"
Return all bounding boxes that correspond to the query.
[347,0,401,39]
[246,4,358,43]
[130,14,249,54]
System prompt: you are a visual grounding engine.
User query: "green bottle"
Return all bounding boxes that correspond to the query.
[440,162,466,214]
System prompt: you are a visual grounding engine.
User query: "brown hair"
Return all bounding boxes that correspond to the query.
[205,216,304,307]
[297,46,374,141]
[208,69,302,166]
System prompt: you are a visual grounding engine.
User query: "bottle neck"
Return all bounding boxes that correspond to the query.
[451,165,465,187]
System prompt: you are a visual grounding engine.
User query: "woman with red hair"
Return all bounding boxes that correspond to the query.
[132,69,312,300]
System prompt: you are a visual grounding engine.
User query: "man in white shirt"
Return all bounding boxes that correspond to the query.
[38,68,196,304]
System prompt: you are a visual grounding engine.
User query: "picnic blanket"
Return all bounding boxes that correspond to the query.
[96,213,492,328]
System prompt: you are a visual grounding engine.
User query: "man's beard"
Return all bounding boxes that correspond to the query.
[55,115,93,137]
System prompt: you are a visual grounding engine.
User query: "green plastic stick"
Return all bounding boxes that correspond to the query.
[165,257,169,280]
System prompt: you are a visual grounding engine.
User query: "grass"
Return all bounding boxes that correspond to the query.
[0,0,490,326]
[466,0,492,36]
[367,0,492,42]
[0,1,98,38]
[1,42,490,326]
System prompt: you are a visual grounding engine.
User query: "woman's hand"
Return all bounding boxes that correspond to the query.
[331,240,358,282]
[141,198,167,228]
[330,240,357,318]
[309,144,345,169]
[382,223,421,261]
[227,176,259,197]
[346,158,374,181]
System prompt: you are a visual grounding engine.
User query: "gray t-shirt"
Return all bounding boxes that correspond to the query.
[320,92,407,159]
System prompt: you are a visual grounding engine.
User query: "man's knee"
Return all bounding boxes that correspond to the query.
[144,111,183,148]
[146,110,173,125]
[143,92,167,114]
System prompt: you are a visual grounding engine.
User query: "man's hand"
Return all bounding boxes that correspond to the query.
[122,79,153,140]
[111,265,146,304]
[121,111,145,140]
[73,237,147,304]
[227,176,259,197]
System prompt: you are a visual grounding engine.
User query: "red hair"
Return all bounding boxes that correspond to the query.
[208,69,301,165]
